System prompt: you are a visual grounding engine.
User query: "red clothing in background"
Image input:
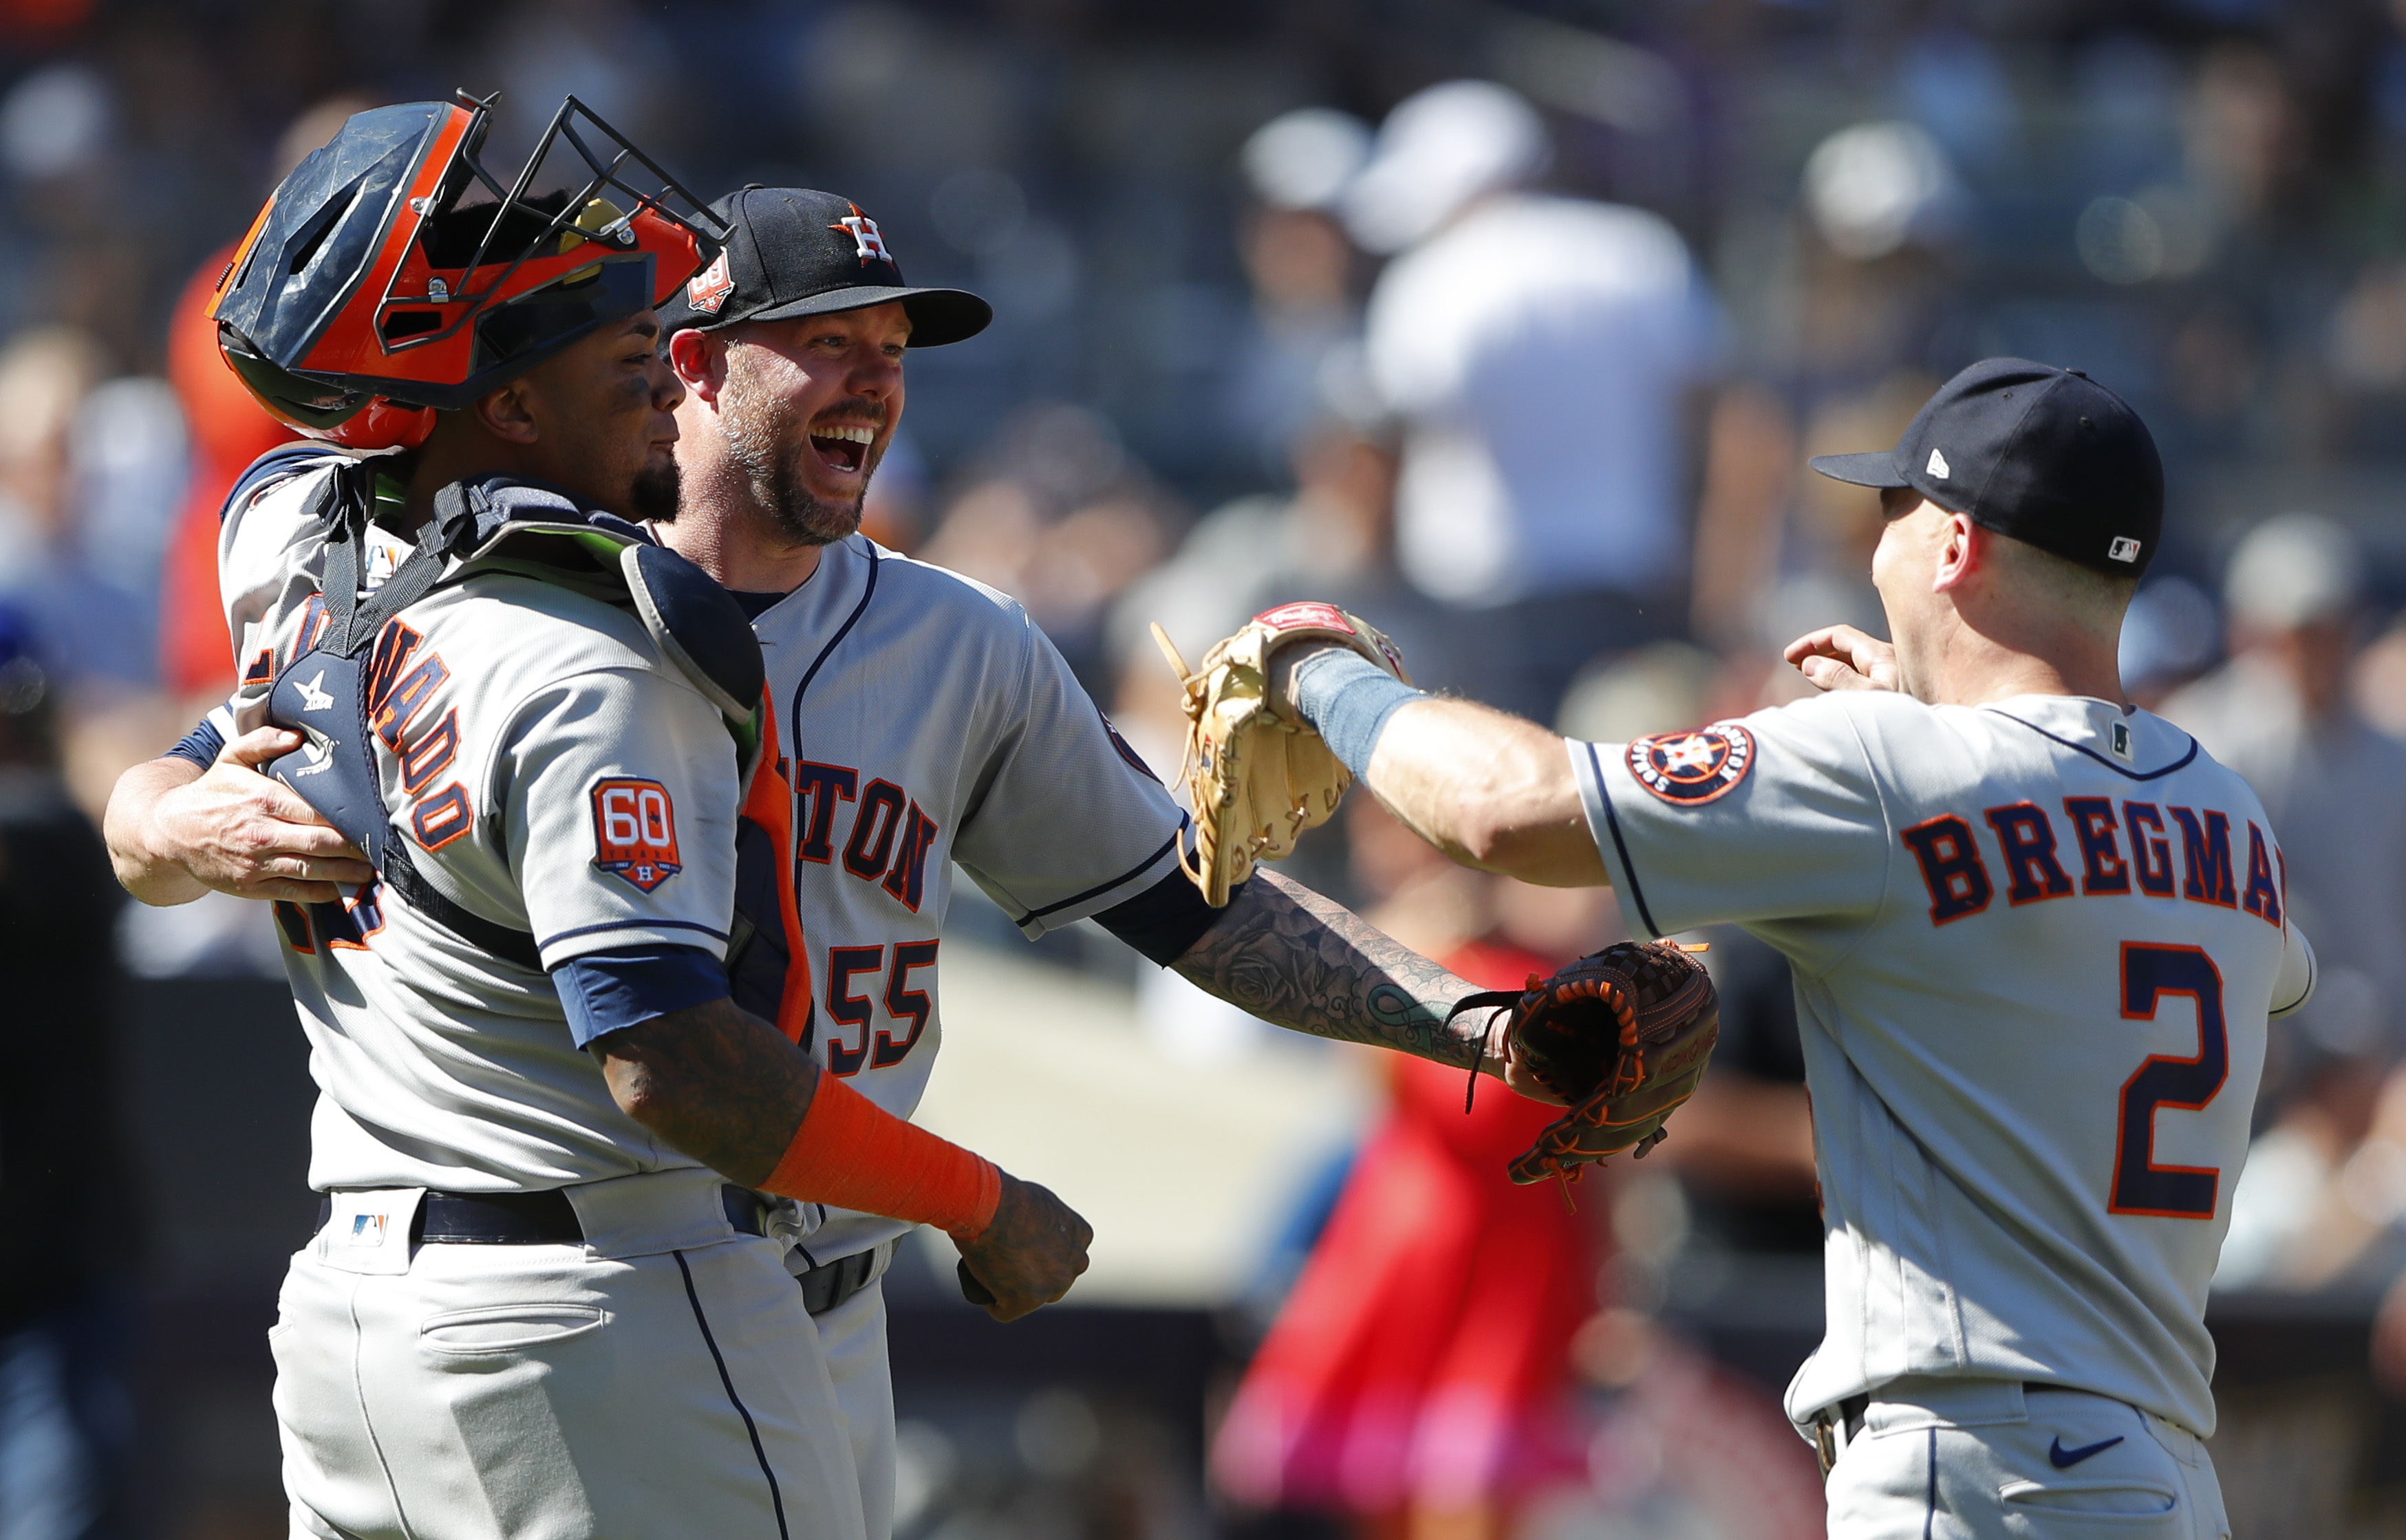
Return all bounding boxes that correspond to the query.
[1212,938,1596,1515]
[160,243,295,698]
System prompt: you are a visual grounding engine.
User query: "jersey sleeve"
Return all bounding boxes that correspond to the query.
[2271,920,2317,1019]
[219,457,337,691]
[490,666,744,969]
[949,610,1189,937]
[1571,693,1890,972]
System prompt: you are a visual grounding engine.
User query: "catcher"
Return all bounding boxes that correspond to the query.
[1174,360,2319,1539]
[1157,601,1719,1191]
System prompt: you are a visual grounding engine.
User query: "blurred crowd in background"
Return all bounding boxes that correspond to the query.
[14,0,2406,1536]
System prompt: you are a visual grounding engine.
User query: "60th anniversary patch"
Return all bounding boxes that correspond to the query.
[1626,724,1756,806]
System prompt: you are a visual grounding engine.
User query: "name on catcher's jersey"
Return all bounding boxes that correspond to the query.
[1570,691,2313,1440]
[740,534,1188,1265]
[216,455,742,1195]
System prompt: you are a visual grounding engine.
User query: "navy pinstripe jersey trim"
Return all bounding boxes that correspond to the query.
[672,1250,791,1540]
[788,538,880,764]
[1923,1426,1938,1539]
[164,717,226,771]
[1587,741,1664,939]
[535,917,731,951]
[1020,823,1186,924]
[1981,708,2199,781]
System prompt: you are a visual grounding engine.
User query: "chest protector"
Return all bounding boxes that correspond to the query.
[261,459,816,1043]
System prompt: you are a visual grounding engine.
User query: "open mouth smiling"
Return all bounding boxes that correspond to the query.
[808,420,876,475]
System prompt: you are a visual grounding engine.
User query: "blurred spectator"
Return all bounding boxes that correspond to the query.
[2118,575,2222,707]
[1114,384,1440,693]
[1212,797,1607,1538]
[0,323,184,817]
[2160,514,2406,1066]
[156,98,352,707]
[1227,107,1371,478]
[0,600,131,1540]
[1350,80,1719,722]
[918,402,1177,691]
[1660,927,1820,1258]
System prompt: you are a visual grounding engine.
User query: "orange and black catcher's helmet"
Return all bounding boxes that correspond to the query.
[211,91,726,450]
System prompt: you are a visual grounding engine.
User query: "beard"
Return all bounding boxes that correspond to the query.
[720,358,879,547]
[629,457,682,523]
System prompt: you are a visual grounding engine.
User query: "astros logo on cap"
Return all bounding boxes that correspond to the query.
[1627,724,1757,806]
[830,203,892,265]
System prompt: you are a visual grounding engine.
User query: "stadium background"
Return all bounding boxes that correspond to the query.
[5,0,2406,1536]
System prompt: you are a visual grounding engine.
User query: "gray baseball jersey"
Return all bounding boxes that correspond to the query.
[216,458,742,1194]
[1571,690,2314,1438]
[743,533,1190,1265]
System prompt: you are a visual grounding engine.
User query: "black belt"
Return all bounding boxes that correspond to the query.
[1810,1393,1871,1478]
[796,1246,881,1316]
[316,1184,769,1246]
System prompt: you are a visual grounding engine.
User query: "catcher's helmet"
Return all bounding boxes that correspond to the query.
[211,93,726,450]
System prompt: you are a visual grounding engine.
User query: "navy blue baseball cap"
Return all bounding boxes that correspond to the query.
[658,186,991,345]
[1809,358,2163,578]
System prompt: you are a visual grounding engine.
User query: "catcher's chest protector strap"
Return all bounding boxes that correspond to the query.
[264,467,767,970]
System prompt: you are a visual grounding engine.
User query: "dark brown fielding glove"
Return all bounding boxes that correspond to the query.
[1449,940,1720,1187]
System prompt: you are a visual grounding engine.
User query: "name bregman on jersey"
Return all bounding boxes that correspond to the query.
[1902,796,2284,930]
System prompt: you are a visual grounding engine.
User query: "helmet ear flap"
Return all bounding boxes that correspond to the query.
[218,325,436,450]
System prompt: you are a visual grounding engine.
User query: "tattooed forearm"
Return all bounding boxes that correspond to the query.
[594,997,817,1184]
[1171,869,1489,1067]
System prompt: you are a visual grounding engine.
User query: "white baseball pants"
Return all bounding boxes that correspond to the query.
[270,1169,866,1540]
[1823,1378,2229,1539]
[813,1268,896,1540]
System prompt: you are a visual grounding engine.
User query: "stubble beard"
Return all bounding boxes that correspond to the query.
[721,363,879,548]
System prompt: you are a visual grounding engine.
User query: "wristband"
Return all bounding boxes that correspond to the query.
[1287,648,1426,780]
[764,1072,1003,1239]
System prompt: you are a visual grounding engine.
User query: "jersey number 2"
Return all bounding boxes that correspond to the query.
[2110,943,2228,1220]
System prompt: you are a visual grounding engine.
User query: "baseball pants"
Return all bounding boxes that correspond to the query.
[1823,1378,2228,1539]
[813,1265,896,1540]
[270,1168,866,1540]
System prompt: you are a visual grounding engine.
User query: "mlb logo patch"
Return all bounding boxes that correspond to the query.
[592,778,683,893]
[347,1213,387,1246]
[2108,536,2143,563]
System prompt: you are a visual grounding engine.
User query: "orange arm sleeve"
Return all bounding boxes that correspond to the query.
[763,1071,1002,1241]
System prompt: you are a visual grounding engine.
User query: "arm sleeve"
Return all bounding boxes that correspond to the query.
[1093,858,1236,966]
[1571,694,1890,971]
[949,610,1190,937]
[493,666,744,969]
[553,943,731,1048]
[162,714,227,772]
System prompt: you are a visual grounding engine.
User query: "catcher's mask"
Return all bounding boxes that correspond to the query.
[211,92,727,451]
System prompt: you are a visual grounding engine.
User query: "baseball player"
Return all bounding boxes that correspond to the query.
[638,184,1518,1539]
[114,178,1518,1539]
[1228,359,2318,1537]
[109,102,1094,1539]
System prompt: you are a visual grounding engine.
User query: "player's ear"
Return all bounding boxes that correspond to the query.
[666,328,724,402]
[468,376,542,447]
[1931,510,1981,592]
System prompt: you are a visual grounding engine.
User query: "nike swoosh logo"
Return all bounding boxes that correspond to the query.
[2049,1435,2125,1468]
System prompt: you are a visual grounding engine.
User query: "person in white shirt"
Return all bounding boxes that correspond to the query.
[1349,79,1720,719]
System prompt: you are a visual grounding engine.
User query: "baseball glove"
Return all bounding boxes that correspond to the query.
[1152,603,1410,907]
[1451,941,1720,1188]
